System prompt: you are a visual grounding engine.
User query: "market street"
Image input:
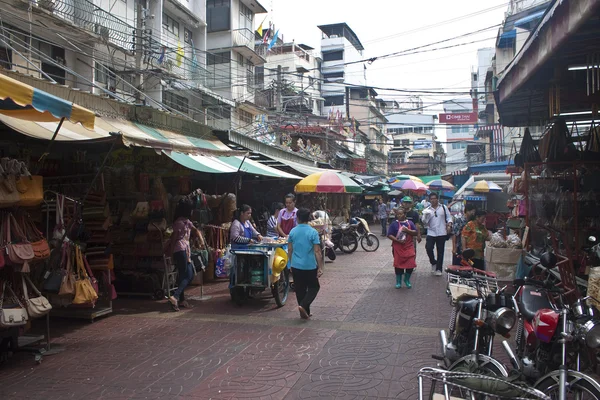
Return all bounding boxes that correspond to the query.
[0,238,452,400]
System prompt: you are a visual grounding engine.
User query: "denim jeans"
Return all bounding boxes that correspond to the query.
[380,218,387,235]
[172,250,194,302]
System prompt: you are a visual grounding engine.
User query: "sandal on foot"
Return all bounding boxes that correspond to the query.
[180,301,194,309]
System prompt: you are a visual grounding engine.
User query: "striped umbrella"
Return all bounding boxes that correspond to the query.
[295,171,362,193]
[390,179,428,193]
[466,180,502,193]
[426,179,456,191]
[387,175,423,184]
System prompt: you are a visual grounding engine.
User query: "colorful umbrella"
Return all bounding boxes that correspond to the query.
[466,180,502,193]
[387,175,423,184]
[426,179,456,191]
[295,171,362,193]
[390,179,428,192]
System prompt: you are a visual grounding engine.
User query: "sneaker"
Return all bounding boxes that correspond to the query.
[435,270,443,277]
[431,264,437,274]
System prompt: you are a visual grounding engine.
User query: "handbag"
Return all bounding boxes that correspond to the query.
[22,213,50,261]
[72,246,98,306]
[0,281,28,328]
[59,246,75,296]
[43,246,66,293]
[16,176,43,207]
[0,175,20,207]
[5,214,34,267]
[21,274,52,318]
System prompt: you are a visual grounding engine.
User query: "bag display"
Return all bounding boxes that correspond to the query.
[44,247,65,293]
[59,246,75,296]
[22,212,50,261]
[131,202,149,219]
[15,176,43,207]
[22,274,52,318]
[72,246,98,306]
[0,281,28,328]
[52,194,66,242]
[0,175,20,208]
[5,214,34,266]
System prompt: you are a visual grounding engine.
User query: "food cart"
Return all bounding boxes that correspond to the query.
[229,239,290,307]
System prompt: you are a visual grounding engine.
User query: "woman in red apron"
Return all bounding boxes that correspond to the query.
[387,208,418,289]
[277,193,298,237]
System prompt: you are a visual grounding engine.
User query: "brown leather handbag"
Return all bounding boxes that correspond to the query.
[21,213,50,262]
[6,214,34,269]
[72,246,98,307]
[59,246,75,296]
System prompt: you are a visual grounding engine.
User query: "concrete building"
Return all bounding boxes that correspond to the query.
[318,23,367,117]
[443,99,479,171]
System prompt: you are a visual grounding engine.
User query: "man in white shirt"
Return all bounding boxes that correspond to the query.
[421,193,453,276]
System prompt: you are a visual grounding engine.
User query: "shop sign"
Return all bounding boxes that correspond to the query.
[438,113,477,124]
[465,195,487,201]
[352,159,367,173]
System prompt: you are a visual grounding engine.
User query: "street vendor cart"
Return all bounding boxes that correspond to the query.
[229,240,290,307]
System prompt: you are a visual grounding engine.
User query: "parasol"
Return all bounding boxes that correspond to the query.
[466,180,502,193]
[295,171,362,193]
[426,179,456,191]
[390,179,428,193]
[388,175,423,184]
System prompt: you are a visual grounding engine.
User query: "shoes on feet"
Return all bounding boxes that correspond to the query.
[435,270,443,277]
[298,306,310,320]
[431,264,437,274]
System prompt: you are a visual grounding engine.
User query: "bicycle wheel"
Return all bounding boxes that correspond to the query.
[445,354,509,400]
[360,233,380,252]
[535,371,600,399]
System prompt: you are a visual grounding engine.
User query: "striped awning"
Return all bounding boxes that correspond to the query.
[0,114,300,179]
[477,124,504,159]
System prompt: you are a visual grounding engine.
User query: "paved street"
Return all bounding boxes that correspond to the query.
[0,237,453,400]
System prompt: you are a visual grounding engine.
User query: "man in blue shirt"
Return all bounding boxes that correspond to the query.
[288,208,324,319]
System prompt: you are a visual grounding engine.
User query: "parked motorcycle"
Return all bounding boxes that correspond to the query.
[331,223,359,254]
[437,249,516,377]
[353,217,380,252]
[502,252,600,399]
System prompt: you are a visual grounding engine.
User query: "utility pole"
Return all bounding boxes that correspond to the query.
[276,65,282,112]
[134,0,144,104]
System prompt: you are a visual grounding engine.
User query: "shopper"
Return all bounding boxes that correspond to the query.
[388,208,418,288]
[377,200,389,236]
[167,198,205,311]
[267,202,284,238]
[277,193,298,238]
[287,208,323,319]
[422,193,453,276]
[452,203,477,265]
[389,198,397,211]
[461,209,491,270]
[401,196,422,251]
[230,204,263,245]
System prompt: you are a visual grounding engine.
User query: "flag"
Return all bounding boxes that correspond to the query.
[267,29,279,51]
[157,46,167,64]
[176,42,184,67]
[256,16,267,37]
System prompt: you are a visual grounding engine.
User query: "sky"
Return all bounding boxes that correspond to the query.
[258,0,510,114]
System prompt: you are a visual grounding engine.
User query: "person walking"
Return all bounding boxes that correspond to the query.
[422,193,453,276]
[377,200,389,236]
[388,208,418,288]
[401,196,422,252]
[167,198,205,311]
[452,203,476,265]
[287,208,324,319]
[461,209,491,270]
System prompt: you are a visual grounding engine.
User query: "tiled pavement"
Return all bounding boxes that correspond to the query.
[0,236,455,399]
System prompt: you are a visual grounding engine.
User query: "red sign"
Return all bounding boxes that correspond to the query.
[352,159,367,174]
[438,113,477,124]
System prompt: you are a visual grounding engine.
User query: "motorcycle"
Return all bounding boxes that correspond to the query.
[437,249,517,377]
[501,252,600,399]
[353,217,380,252]
[331,223,359,254]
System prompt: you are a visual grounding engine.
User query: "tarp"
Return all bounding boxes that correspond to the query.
[468,160,514,174]
[0,74,95,129]
[257,154,338,176]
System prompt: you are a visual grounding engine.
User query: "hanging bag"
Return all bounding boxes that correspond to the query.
[6,214,34,271]
[72,246,98,306]
[59,246,75,296]
[21,274,52,318]
[52,194,66,242]
[22,213,50,261]
[16,176,43,207]
[0,175,20,208]
[0,281,28,328]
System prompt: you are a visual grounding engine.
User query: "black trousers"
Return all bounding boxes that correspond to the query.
[426,235,447,272]
[292,268,320,315]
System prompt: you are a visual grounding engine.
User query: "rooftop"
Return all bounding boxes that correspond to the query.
[317,23,365,51]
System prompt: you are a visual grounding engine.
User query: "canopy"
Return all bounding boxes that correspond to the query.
[0,74,95,129]
[468,160,514,174]
[295,171,362,193]
[426,179,456,191]
[390,179,428,193]
[466,180,502,193]
[388,175,422,184]
[454,173,511,199]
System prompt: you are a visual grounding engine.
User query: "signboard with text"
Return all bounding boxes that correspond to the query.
[438,113,477,124]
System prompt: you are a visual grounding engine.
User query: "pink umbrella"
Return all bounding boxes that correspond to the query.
[390,179,428,193]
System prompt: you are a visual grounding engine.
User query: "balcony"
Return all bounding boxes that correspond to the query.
[31,0,134,51]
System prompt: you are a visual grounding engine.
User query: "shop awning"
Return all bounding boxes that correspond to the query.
[468,160,514,174]
[256,154,338,176]
[513,10,545,28]
[497,29,516,48]
[0,74,95,129]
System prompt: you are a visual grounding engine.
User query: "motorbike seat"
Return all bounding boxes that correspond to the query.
[519,285,553,321]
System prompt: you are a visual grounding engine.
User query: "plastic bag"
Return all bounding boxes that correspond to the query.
[490,232,507,248]
[506,233,523,249]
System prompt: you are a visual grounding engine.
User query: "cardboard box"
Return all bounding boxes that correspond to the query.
[484,247,523,265]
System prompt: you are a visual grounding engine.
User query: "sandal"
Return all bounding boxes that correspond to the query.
[179,301,194,309]
[168,297,180,312]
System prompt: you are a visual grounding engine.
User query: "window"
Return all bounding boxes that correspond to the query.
[237,53,244,66]
[451,142,467,150]
[207,51,230,87]
[184,28,192,44]
[323,72,344,80]
[325,95,344,106]
[162,13,180,37]
[207,0,230,32]
[207,51,230,65]
[238,109,253,125]
[254,66,264,86]
[239,2,253,31]
[164,92,189,114]
[323,50,344,62]
[401,139,410,146]
[451,125,470,134]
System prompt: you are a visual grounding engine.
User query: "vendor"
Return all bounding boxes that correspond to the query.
[277,193,298,238]
[230,204,263,245]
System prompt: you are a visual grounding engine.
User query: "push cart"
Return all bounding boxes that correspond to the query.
[229,242,289,307]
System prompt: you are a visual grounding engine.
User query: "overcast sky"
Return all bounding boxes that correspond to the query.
[260,0,509,114]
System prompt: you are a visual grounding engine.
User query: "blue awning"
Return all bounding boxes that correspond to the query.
[468,160,514,174]
[497,29,516,48]
[514,10,545,28]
